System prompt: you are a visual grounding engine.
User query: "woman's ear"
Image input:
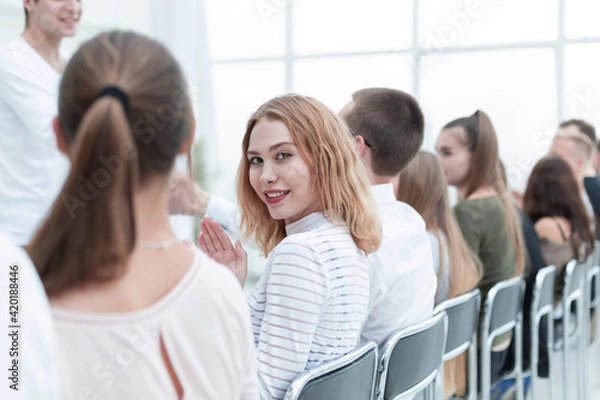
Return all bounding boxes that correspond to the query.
[178,113,196,155]
[53,116,70,156]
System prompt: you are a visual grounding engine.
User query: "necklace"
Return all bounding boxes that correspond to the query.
[137,237,180,249]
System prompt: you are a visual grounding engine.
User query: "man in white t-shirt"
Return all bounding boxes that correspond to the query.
[0,0,82,245]
[0,231,60,400]
[170,88,437,349]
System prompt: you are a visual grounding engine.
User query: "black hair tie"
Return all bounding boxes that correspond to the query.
[96,86,130,112]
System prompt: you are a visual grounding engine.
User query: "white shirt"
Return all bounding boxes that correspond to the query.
[247,212,370,400]
[0,231,60,400]
[360,183,436,348]
[52,249,258,400]
[0,36,69,245]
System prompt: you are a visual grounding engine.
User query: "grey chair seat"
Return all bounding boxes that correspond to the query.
[283,341,378,400]
[434,288,481,400]
[528,265,556,400]
[377,311,448,400]
[480,276,525,400]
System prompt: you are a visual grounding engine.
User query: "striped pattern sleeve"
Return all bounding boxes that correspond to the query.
[255,239,328,399]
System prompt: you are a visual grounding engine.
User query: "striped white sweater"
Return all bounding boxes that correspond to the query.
[247,212,370,399]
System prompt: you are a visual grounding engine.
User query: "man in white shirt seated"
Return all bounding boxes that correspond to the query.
[0,231,60,399]
[0,0,82,245]
[170,88,437,349]
[338,88,436,347]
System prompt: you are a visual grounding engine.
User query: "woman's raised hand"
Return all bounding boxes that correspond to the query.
[198,216,248,286]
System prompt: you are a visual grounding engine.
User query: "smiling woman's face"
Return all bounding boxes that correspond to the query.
[246,117,320,225]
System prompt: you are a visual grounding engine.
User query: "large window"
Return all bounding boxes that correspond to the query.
[203,0,600,201]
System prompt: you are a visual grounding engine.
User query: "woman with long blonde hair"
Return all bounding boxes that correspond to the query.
[199,94,382,399]
[397,150,482,398]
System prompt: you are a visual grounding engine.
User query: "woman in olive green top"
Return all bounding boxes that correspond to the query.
[436,110,526,386]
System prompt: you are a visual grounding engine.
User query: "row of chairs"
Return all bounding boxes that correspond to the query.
[283,246,600,400]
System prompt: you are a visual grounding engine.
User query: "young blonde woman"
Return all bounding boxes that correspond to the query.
[436,110,526,386]
[199,94,382,400]
[397,150,482,398]
[28,31,258,399]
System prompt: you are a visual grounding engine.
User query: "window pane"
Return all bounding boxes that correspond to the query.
[205,0,285,60]
[420,49,557,191]
[419,0,557,47]
[210,62,285,198]
[564,44,600,132]
[0,2,21,43]
[565,0,600,39]
[293,55,413,113]
[293,0,413,55]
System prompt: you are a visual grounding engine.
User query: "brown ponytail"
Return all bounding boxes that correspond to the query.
[27,31,192,297]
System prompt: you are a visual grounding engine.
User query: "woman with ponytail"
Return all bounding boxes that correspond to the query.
[27,31,257,399]
[436,110,527,386]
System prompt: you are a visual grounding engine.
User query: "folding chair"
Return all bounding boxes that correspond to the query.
[558,259,585,400]
[434,288,480,400]
[586,262,600,393]
[480,276,524,400]
[377,311,448,400]
[283,341,378,400]
[528,265,556,400]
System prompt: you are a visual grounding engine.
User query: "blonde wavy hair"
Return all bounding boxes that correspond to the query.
[236,94,382,256]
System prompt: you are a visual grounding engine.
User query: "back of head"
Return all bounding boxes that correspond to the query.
[397,151,482,297]
[524,157,588,223]
[237,94,381,256]
[344,88,424,176]
[28,30,192,296]
[524,156,595,257]
[397,151,447,227]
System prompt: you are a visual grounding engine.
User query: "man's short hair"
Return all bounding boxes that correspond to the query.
[555,131,594,161]
[560,118,597,145]
[344,87,424,176]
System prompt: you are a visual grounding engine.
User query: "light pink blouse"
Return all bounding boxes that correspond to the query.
[53,249,258,400]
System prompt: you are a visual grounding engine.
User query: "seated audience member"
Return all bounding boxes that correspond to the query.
[522,156,595,380]
[171,88,436,350]
[339,88,436,348]
[436,110,526,386]
[199,94,382,399]
[396,150,482,399]
[27,31,258,400]
[523,156,595,308]
[548,129,599,231]
[0,231,60,400]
